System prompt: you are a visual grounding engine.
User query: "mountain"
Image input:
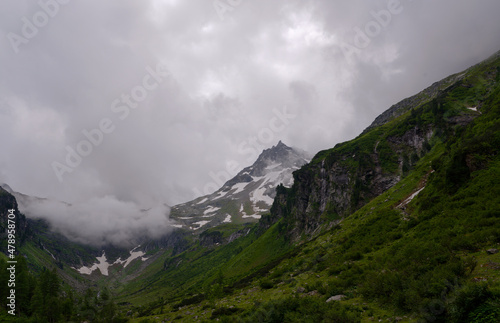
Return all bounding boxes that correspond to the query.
[0,141,308,278]
[0,185,141,286]
[169,141,309,231]
[110,51,500,321]
[1,51,500,322]
[0,184,195,282]
[269,51,500,242]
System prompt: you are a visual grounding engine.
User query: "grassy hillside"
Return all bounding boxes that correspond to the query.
[117,52,500,322]
[2,53,498,322]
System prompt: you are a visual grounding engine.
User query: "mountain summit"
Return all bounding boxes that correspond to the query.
[170,141,309,231]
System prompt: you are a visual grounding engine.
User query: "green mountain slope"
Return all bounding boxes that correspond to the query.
[120,51,500,322]
[1,51,499,322]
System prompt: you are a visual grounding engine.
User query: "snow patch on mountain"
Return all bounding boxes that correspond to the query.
[75,246,149,276]
[212,190,229,200]
[192,220,211,230]
[231,182,250,194]
[76,252,111,276]
[242,214,261,219]
[204,206,221,214]
[197,197,209,204]
[115,247,148,268]
[250,187,274,205]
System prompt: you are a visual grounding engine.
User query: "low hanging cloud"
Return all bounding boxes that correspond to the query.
[15,193,172,247]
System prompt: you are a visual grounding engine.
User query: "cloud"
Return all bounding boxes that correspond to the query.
[0,0,500,245]
[16,193,172,247]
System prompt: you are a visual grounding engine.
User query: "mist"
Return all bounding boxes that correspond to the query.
[1,0,500,246]
[15,193,172,247]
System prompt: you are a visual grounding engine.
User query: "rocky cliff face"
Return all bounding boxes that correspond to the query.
[270,139,403,240]
[269,62,490,241]
[0,186,29,254]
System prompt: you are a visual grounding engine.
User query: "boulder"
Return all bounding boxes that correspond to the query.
[326,295,346,302]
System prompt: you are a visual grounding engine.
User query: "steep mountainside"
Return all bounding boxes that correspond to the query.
[170,141,309,231]
[114,51,500,322]
[1,51,500,322]
[0,186,28,255]
[269,51,500,242]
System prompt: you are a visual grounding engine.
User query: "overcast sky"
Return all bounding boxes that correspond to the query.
[1,0,500,212]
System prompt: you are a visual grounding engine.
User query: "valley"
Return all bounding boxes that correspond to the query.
[1,50,500,322]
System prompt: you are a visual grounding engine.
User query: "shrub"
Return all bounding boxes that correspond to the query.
[175,293,205,307]
[240,296,361,323]
[445,151,470,192]
[468,302,500,323]
[259,279,274,290]
[447,283,493,322]
[211,306,243,319]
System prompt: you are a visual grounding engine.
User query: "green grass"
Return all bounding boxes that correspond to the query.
[6,50,500,322]
[222,220,290,280]
[115,50,500,322]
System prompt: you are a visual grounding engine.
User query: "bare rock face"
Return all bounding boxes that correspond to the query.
[0,186,29,253]
[270,141,401,240]
[268,126,434,240]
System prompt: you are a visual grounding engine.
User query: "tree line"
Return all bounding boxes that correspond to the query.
[0,256,128,322]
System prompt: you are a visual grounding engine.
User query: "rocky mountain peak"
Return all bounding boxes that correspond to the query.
[224,141,307,187]
[254,141,292,165]
[170,141,309,231]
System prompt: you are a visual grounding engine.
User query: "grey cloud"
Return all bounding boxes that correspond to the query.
[1,0,500,244]
[16,194,172,247]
